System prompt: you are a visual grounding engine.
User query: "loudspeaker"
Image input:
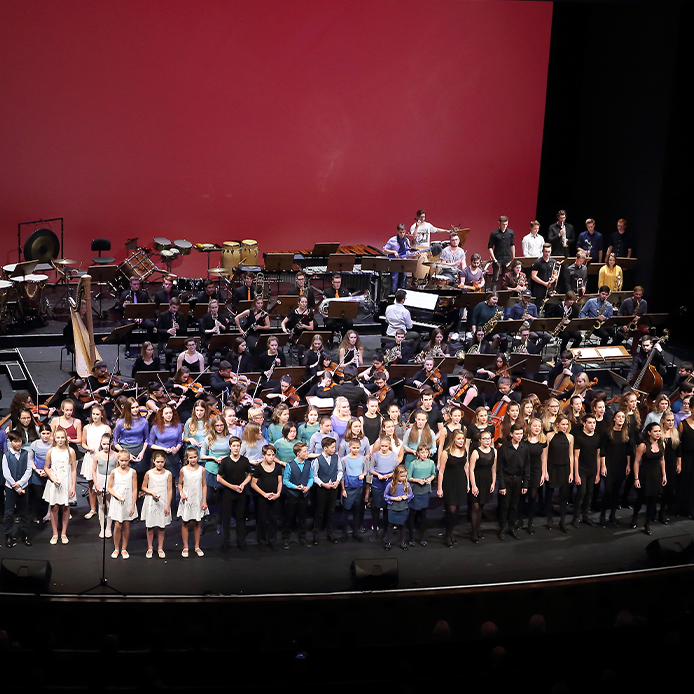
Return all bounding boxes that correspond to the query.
[1,558,52,594]
[350,558,398,590]
[646,534,694,565]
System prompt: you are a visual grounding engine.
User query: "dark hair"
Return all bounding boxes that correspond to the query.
[282,422,297,438]
[599,285,610,293]
[293,441,308,455]
[261,444,277,455]
[7,431,22,444]
[321,436,336,449]
[394,289,407,303]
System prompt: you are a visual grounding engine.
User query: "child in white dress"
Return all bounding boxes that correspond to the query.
[91,433,117,539]
[177,447,208,557]
[80,404,110,520]
[107,450,138,559]
[141,451,173,558]
[43,427,77,545]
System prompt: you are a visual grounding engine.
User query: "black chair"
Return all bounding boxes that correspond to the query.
[91,238,115,265]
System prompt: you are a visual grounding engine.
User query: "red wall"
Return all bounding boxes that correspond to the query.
[0,0,552,278]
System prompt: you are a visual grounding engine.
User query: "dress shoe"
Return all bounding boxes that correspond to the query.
[22,535,32,547]
[384,542,392,550]
[583,516,597,527]
[559,522,570,534]
[282,539,290,550]
[572,518,581,529]
[298,537,308,546]
[445,536,453,548]
[312,535,320,546]
[327,534,338,544]
[408,540,416,547]
[352,533,363,542]
[599,515,607,527]
[400,542,408,551]
[420,540,427,546]
[510,529,521,540]
[644,525,652,535]
[497,529,506,541]
[5,536,17,548]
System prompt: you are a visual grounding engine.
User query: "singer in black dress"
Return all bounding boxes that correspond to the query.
[630,422,666,534]
[542,414,574,533]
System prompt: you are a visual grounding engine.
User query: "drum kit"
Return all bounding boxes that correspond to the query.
[1,261,51,325]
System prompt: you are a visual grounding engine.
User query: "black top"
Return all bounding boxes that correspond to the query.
[530,257,553,300]
[253,462,283,494]
[218,455,252,486]
[154,288,180,305]
[116,288,151,312]
[565,262,587,295]
[156,310,187,337]
[285,308,313,333]
[548,222,576,256]
[600,430,632,478]
[131,356,162,378]
[287,285,316,309]
[607,231,634,258]
[497,441,530,488]
[487,228,515,264]
[232,285,257,307]
[573,429,601,475]
[362,414,383,445]
[331,382,368,416]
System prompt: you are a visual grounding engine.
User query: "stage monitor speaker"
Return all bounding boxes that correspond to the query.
[350,558,398,591]
[0,558,52,594]
[645,534,694,566]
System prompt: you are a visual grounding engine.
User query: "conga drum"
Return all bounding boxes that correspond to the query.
[153,237,172,252]
[174,239,192,255]
[413,250,431,282]
[222,241,242,273]
[241,239,259,266]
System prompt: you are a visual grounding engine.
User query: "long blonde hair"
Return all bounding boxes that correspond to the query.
[541,398,560,432]
[388,464,410,496]
[662,409,680,448]
[206,415,229,448]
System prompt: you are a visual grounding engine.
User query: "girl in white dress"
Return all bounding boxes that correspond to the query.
[177,448,208,557]
[141,451,173,558]
[80,404,111,520]
[43,428,77,545]
[107,450,138,559]
[91,433,117,539]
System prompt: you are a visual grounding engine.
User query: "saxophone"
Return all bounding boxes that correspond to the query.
[482,309,503,335]
[584,296,610,342]
[627,299,642,332]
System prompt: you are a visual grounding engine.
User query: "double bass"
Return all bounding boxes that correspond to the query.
[630,330,669,413]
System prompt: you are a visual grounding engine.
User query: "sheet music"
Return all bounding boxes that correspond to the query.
[403,290,438,311]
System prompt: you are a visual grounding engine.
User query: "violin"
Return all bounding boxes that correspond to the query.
[377,383,392,403]
[241,394,265,409]
[29,404,51,418]
[285,387,301,406]
[96,372,133,390]
[562,378,598,413]
[423,367,444,398]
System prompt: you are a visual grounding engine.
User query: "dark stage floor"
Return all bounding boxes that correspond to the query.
[3,491,692,597]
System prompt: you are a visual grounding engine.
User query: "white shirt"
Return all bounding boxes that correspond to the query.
[410,221,436,247]
[522,232,545,257]
[385,302,413,336]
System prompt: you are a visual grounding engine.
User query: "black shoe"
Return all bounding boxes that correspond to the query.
[572,518,581,529]
[327,534,338,544]
[599,515,607,527]
[644,525,653,536]
[559,522,570,534]
[22,535,32,547]
[359,526,367,534]
[282,539,290,550]
[384,542,392,550]
[527,524,535,535]
[298,537,308,546]
[510,529,521,540]
[312,536,320,546]
[445,536,453,548]
[546,519,553,530]
[420,540,427,547]
[341,534,348,543]
[352,533,364,542]
[408,540,416,547]
[5,536,17,548]
[268,541,277,551]
[583,516,597,527]
[630,521,637,529]
[497,529,506,541]
[400,542,408,551]
[237,543,248,552]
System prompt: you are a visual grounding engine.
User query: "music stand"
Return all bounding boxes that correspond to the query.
[160,302,191,316]
[509,354,542,375]
[87,264,119,318]
[270,366,306,385]
[519,378,552,402]
[312,243,340,256]
[101,323,136,376]
[455,293,489,310]
[208,334,237,355]
[459,354,496,372]
[124,303,158,321]
[297,331,332,347]
[388,259,418,274]
[264,253,295,272]
[530,318,562,332]
[134,371,171,388]
[639,313,668,329]
[274,295,300,310]
[256,332,289,350]
[327,300,359,321]
[492,319,526,335]
[166,336,201,352]
[236,300,255,314]
[327,253,355,273]
[388,364,421,380]
[361,256,388,272]
[438,356,458,374]
[5,260,39,278]
[269,301,295,317]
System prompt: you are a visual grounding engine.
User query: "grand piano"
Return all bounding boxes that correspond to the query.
[378,288,461,336]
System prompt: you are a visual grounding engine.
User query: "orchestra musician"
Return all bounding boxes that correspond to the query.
[576,218,603,264]
[598,252,624,293]
[364,371,395,413]
[626,335,666,384]
[256,336,286,386]
[176,337,205,373]
[116,277,155,359]
[470,292,501,350]
[383,223,416,291]
[231,273,257,309]
[438,232,466,285]
[547,290,581,352]
[199,298,233,365]
[409,356,447,402]
[235,297,270,353]
[505,290,550,352]
[530,243,554,304]
[281,295,314,359]
[266,375,302,408]
[501,259,527,294]
[487,215,515,290]
[156,297,188,370]
[323,274,353,340]
[384,289,421,354]
[605,218,634,260]
[544,350,581,393]
[153,275,179,305]
[382,329,415,365]
[466,328,494,355]
[579,285,614,346]
[522,220,545,258]
[338,330,364,369]
[409,209,448,249]
[613,285,649,354]
[448,369,479,408]
[565,250,588,297]
[228,337,253,375]
[210,361,235,398]
[287,270,316,309]
[195,280,220,304]
[548,209,575,257]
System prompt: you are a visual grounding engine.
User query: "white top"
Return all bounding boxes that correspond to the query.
[140,469,172,528]
[384,302,413,336]
[410,221,436,247]
[522,232,545,257]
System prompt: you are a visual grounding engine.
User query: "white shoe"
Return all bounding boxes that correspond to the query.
[99,531,104,539]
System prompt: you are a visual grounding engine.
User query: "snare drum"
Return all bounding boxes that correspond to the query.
[14,273,48,314]
[241,239,259,266]
[174,239,192,255]
[222,241,242,273]
[153,237,172,252]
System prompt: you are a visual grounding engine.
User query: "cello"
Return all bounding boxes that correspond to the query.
[630,330,669,413]
[490,378,521,441]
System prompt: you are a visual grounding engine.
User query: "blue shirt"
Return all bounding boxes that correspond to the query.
[580,297,613,320]
[576,230,603,261]
[283,458,314,491]
[505,301,538,321]
[113,417,150,448]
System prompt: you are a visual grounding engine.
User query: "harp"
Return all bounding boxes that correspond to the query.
[70,274,102,377]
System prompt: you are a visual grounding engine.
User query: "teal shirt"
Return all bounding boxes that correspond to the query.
[407,458,436,495]
[298,422,320,445]
[274,438,297,464]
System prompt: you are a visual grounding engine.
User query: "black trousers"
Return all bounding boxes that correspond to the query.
[313,485,338,535]
[574,469,597,517]
[221,488,247,546]
[283,492,309,540]
[255,495,279,544]
[498,474,522,528]
[559,331,582,351]
[4,487,31,538]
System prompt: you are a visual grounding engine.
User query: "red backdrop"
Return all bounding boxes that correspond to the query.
[0,0,552,277]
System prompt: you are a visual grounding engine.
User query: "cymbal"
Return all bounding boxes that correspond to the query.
[208,267,230,276]
[423,260,457,267]
[53,258,77,266]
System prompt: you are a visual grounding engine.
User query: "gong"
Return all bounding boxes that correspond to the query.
[24,227,60,262]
